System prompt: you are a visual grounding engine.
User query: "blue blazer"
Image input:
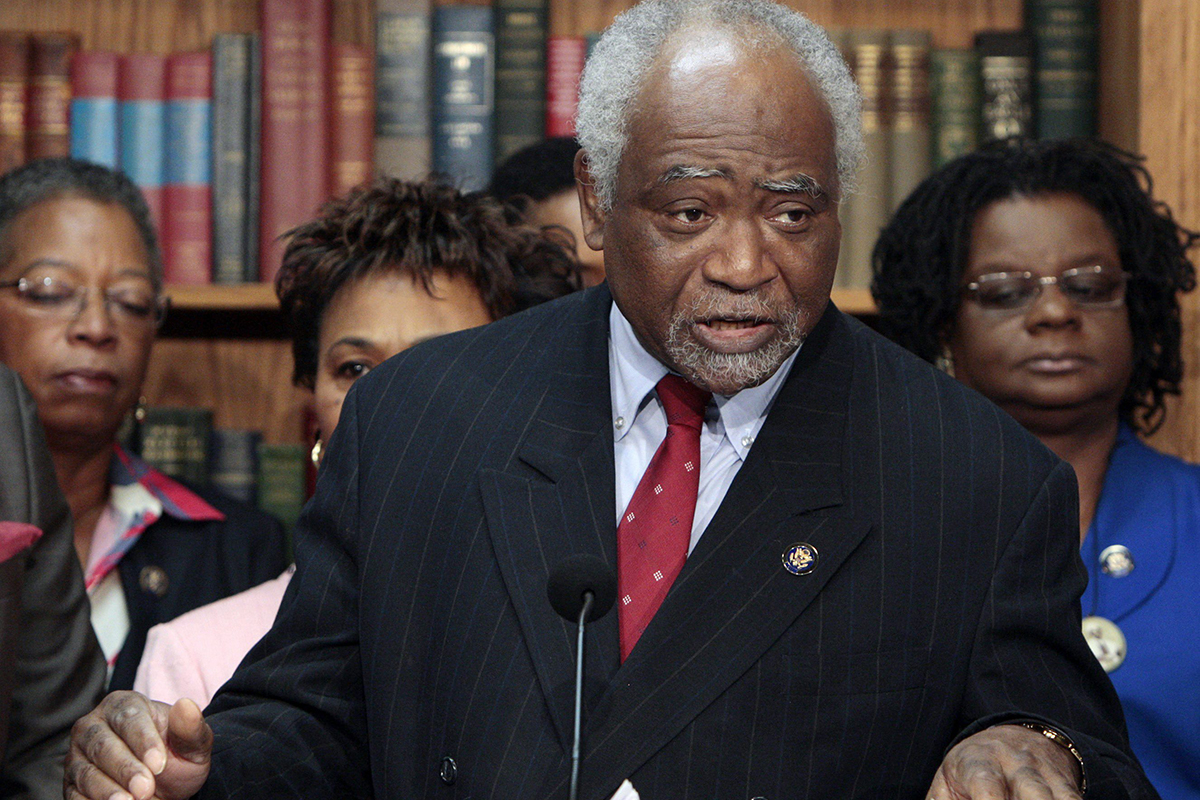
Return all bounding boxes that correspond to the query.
[1083,425,1200,800]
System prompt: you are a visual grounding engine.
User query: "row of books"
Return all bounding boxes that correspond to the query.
[135,406,310,535]
[834,0,1097,290]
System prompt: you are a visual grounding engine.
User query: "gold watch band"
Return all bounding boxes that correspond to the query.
[1018,721,1087,794]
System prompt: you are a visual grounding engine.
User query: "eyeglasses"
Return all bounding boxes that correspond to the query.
[0,274,168,328]
[962,265,1129,313]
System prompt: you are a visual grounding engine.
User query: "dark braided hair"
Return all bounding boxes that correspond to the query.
[871,138,1198,434]
[277,176,582,389]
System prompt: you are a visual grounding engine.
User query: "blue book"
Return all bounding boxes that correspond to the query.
[431,4,495,191]
[69,51,119,168]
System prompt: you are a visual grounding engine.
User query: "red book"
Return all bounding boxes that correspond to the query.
[0,33,29,172]
[545,35,585,137]
[118,54,168,233]
[329,44,374,198]
[162,51,213,285]
[27,33,79,160]
[260,0,331,282]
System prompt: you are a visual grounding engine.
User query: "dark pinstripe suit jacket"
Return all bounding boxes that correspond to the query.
[204,285,1155,800]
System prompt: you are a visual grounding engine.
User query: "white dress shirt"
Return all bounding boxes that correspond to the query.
[608,303,801,553]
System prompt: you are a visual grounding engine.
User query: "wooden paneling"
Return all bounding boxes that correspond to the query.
[1140,0,1200,460]
[143,338,308,444]
[0,1,371,51]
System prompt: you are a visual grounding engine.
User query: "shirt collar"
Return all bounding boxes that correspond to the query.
[608,303,801,459]
[110,444,225,522]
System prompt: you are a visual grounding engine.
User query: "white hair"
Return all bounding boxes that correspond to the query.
[575,0,864,210]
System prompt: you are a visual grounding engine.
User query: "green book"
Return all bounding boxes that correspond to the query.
[257,443,308,557]
[930,48,981,168]
[1026,0,1098,139]
[888,29,931,214]
[494,0,547,163]
[375,0,432,179]
[139,406,213,486]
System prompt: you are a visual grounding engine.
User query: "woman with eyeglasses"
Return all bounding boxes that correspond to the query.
[871,137,1200,800]
[0,158,286,691]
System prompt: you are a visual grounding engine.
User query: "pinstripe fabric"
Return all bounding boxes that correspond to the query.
[201,285,1155,800]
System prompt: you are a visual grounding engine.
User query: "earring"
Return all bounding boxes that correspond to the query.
[934,349,955,377]
[310,430,324,467]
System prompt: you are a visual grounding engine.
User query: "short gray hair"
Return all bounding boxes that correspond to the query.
[575,0,864,210]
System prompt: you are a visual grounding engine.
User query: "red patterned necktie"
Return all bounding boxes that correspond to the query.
[617,374,712,661]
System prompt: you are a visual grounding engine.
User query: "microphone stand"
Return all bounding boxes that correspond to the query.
[570,590,596,800]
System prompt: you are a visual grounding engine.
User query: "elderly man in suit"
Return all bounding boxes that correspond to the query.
[65,1,1156,798]
[0,363,105,800]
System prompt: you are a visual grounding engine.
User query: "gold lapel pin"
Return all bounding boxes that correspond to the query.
[782,543,818,575]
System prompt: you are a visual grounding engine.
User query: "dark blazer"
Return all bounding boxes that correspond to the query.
[109,481,290,691]
[205,286,1154,800]
[0,365,105,800]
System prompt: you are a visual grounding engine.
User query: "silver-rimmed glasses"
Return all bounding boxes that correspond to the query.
[962,265,1129,313]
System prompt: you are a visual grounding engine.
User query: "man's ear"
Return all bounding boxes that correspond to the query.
[574,149,607,251]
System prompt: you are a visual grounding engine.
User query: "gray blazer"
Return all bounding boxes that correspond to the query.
[0,364,105,800]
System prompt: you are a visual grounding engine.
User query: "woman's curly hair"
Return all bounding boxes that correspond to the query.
[871,137,1198,434]
[276,176,582,389]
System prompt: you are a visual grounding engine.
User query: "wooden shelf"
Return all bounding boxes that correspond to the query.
[165,283,278,311]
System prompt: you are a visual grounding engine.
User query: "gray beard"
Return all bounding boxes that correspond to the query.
[663,293,806,395]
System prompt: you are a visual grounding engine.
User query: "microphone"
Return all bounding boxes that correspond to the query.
[547,555,617,800]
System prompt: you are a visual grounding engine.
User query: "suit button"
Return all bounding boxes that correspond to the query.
[440,756,457,785]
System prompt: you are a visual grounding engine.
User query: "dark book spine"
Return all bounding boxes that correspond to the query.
[375,0,431,179]
[976,30,1035,141]
[119,54,167,234]
[930,48,981,168]
[1026,0,1098,139]
[544,34,584,137]
[164,50,213,286]
[213,34,253,285]
[256,443,308,535]
[70,51,119,169]
[260,0,332,282]
[140,406,214,486]
[431,3,495,191]
[329,44,375,197]
[888,29,931,214]
[27,33,79,160]
[494,0,547,163]
[209,428,261,504]
[246,33,261,283]
[841,29,890,292]
[0,33,28,172]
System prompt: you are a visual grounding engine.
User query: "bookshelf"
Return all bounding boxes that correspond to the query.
[1,0,1196,459]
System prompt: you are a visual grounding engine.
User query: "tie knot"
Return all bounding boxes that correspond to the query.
[656,374,711,430]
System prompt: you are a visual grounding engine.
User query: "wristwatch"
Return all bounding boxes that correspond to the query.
[1017,721,1087,793]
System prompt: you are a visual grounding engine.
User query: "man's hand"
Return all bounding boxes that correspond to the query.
[929,724,1083,799]
[65,691,212,800]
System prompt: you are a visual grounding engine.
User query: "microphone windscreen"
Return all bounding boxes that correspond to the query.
[547,554,617,623]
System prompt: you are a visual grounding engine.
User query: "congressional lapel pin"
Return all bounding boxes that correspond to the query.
[1081,615,1126,672]
[139,565,169,597]
[1099,544,1135,577]
[782,543,818,575]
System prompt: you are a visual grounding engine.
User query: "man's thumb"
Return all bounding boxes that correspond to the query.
[165,698,213,765]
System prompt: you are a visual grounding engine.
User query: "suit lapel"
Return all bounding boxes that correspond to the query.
[576,307,873,799]
[481,286,621,755]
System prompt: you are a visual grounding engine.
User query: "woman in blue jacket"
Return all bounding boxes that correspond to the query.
[872,137,1200,799]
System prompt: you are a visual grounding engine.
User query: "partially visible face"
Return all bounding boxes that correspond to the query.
[312,270,493,438]
[947,193,1134,434]
[528,189,606,287]
[0,196,155,449]
[577,30,841,396]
